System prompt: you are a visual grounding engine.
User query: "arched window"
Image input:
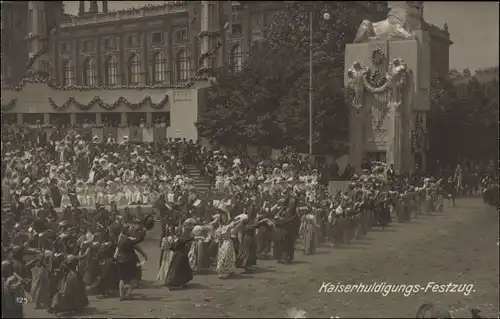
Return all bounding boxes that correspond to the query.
[152,51,166,83]
[104,56,118,86]
[128,54,141,85]
[177,50,191,81]
[229,44,243,73]
[82,58,96,86]
[62,59,75,86]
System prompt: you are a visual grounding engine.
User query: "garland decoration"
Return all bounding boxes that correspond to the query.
[48,95,169,111]
[362,71,390,93]
[197,41,223,73]
[2,74,211,91]
[371,48,385,66]
[367,69,387,88]
[1,99,17,112]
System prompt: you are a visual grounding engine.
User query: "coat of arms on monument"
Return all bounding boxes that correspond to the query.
[345,58,408,111]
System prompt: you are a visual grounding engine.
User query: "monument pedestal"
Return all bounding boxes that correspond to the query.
[345,38,429,175]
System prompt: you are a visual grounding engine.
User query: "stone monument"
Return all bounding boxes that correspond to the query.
[344,1,430,175]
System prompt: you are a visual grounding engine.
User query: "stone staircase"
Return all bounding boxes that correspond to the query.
[2,197,12,215]
[185,164,212,192]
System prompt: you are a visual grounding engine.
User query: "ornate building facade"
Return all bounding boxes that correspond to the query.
[1,1,450,143]
[2,1,388,88]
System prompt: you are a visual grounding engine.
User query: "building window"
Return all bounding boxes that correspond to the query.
[176,29,188,42]
[177,50,191,81]
[62,59,75,86]
[152,51,166,83]
[229,44,243,72]
[127,35,139,47]
[104,55,118,85]
[128,54,141,84]
[82,58,96,86]
[152,32,163,44]
[104,38,115,50]
[83,40,94,52]
[231,24,243,36]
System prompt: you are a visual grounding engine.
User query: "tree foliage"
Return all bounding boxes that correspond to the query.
[196,1,370,155]
[428,72,499,163]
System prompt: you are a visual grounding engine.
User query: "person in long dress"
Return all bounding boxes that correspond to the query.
[26,250,52,309]
[235,211,267,272]
[164,227,193,289]
[48,254,89,315]
[188,225,212,274]
[300,212,319,255]
[214,213,237,279]
[157,227,175,282]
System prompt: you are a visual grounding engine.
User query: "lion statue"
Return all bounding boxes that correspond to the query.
[353,6,415,43]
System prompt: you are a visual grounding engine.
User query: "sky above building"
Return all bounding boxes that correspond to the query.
[63,1,499,72]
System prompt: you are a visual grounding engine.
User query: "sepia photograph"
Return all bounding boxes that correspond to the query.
[1,1,498,318]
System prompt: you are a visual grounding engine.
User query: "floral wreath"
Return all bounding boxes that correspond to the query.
[367,69,387,88]
[371,48,385,66]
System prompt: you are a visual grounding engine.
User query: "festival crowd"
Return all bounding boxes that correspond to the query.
[1,124,497,318]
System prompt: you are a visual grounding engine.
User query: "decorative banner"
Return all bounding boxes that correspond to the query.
[142,128,154,143]
[103,127,117,142]
[91,128,104,142]
[153,127,166,143]
[117,127,129,144]
[129,126,143,143]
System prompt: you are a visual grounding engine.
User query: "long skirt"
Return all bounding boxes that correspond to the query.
[50,271,89,314]
[157,250,173,282]
[235,232,257,269]
[29,265,51,308]
[302,224,317,255]
[216,239,236,275]
[165,251,193,288]
[188,240,210,273]
[256,225,273,256]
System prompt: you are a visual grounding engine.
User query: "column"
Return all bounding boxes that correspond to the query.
[96,113,102,125]
[16,114,23,125]
[73,38,81,85]
[200,1,210,70]
[120,113,127,125]
[146,112,153,124]
[242,9,251,58]
[43,113,50,124]
[70,113,77,125]
[166,24,173,84]
[118,33,124,85]
[140,30,148,84]
[96,36,102,86]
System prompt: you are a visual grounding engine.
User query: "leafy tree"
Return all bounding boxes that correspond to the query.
[428,72,499,163]
[196,1,375,155]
